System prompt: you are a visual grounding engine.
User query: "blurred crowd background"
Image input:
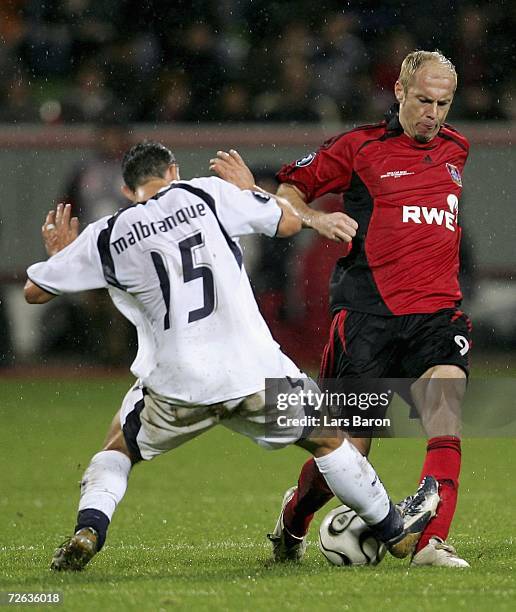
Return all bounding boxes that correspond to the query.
[1,0,515,125]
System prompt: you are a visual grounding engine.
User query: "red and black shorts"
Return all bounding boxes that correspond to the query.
[320,307,472,381]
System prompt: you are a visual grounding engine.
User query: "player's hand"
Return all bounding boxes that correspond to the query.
[42,203,79,257]
[312,212,358,243]
[209,149,255,190]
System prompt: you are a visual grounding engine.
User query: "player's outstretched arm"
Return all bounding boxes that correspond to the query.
[275,196,302,237]
[210,149,302,238]
[24,280,54,304]
[277,183,358,243]
[24,203,79,304]
[210,150,358,242]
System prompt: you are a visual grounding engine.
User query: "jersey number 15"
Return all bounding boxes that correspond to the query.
[150,232,215,329]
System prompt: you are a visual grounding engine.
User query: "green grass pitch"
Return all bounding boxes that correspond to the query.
[1,379,514,611]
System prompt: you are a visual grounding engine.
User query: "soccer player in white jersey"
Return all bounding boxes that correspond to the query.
[24,142,438,571]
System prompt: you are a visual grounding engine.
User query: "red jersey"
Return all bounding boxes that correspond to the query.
[277,110,469,316]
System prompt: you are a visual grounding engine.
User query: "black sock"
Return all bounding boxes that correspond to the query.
[75,509,110,551]
[369,502,403,543]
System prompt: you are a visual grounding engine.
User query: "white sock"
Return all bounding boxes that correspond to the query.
[314,440,390,525]
[78,450,132,520]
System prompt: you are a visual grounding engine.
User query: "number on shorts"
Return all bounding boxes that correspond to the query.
[454,334,469,356]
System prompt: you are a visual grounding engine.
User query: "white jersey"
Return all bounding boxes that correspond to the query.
[28,177,303,404]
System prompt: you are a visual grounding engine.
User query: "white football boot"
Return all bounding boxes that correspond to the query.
[411,536,470,567]
[267,487,307,562]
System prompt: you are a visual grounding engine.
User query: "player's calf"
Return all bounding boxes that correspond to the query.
[314,440,439,558]
[50,448,132,571]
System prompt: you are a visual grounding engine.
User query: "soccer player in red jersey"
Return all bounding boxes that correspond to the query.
[213,50,471,567]
[275,50,471,568]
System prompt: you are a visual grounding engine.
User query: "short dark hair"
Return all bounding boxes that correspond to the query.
[122,142,176,191]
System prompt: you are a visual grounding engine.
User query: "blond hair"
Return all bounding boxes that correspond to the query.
[399,50,457,92]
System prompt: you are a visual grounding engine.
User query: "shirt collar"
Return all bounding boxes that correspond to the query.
[384,103,403,132]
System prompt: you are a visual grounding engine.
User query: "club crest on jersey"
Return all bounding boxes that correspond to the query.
[295,152,316,167]
[446,163,462,187]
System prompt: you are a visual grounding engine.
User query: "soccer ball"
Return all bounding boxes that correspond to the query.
[318,505,387,566]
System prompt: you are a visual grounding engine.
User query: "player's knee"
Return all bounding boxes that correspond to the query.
[348,437,371,456]
[102,429,134,462]
[415,365,466,405]
[299,436,342,457]
[300,434,371,458]
[421,364,466,380]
